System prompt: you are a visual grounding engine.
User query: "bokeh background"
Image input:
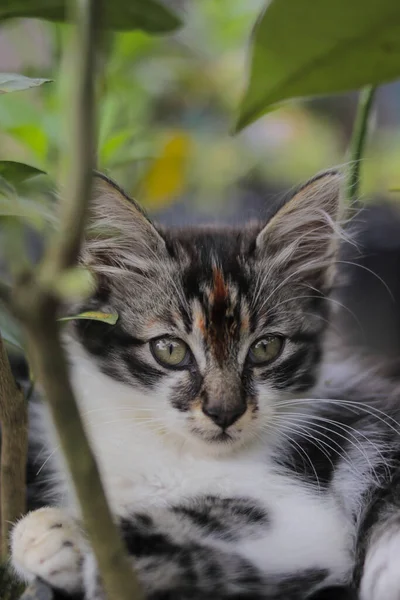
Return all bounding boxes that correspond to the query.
[1,0,400,221]
[2,0,400,361]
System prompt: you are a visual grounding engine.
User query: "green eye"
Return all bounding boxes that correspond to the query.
[150,337,189,368]
[248,336,284,365]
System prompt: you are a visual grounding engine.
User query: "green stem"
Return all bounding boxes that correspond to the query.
[346,85,376,203]
[12,0,144,598]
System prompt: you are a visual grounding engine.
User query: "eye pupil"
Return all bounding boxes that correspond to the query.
[151,337,189,368]
[248,335,283,365]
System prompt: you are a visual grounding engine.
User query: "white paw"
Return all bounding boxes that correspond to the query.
[360,528,400,600]
[11,507,86,594]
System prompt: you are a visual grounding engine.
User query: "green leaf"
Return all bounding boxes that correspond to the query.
[0,161,46,184]
[0,175,16,197]
[59,311,119,325]
[0,196,56,230]
[0,0,181,33]
[0,73,51,94]
[0,309,24,351]
[236,0,400,130]
[9,125,49,160]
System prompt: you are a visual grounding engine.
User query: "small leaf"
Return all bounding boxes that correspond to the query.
[0,161,46,184]
[0,73,51,94]
[52,267,96,300]
[0,196,56,230]
[0,175,16,197]
[140,132,191,208]
[0,309,24,351]
[0,0,181,34]
[236,0,400,130]
[59,311,119,325]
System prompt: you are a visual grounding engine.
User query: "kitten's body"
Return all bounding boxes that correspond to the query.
[11,172,400,600]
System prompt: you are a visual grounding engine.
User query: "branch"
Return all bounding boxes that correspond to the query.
[0,333,28,560]
[16,291,143,600]
[11,1,144,598]
[43,0,97,277]
[346,85,376,203]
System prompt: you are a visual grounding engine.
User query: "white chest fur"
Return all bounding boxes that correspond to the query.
[40,350,353,584]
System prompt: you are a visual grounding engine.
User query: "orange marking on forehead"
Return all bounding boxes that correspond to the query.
[208,267,232,363]
[212,267,228,304]
[241,313,250,333]
[193,305,206,334]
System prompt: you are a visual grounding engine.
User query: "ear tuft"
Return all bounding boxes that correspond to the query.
[256,170,344,289]
[82,173,166,274]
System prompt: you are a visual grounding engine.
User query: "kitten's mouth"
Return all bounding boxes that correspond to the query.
[191,427,235,444]
[211,431,233,443]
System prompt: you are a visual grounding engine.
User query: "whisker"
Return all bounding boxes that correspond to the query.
[336,260,395,303]
[275,412,380,481]
[269,418,335,471]
[269,417,356,472]
[266,424,322,490]
[275,398,400,433]
[83,407,158,416]
[36,447,60,476]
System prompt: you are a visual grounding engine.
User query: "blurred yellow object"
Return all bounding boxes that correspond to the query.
[140,132,191,208]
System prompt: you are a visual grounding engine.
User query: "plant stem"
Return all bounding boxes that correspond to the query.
[12,0,144,598]
[346,85,376,203]
[0,334,28,560]
[44,0,97,277]
[16,288,142,600]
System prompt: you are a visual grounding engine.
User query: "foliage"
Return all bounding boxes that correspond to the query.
[59,311,119,325]
[237,0,400,129]
[0,74,51,94]
[0,161,46,182]
[0,0,181,34]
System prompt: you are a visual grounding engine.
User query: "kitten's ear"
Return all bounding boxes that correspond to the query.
[82,174,167,270]
[255,170,343,288]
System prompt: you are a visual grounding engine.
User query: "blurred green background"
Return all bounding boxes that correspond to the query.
[1,0,400,225]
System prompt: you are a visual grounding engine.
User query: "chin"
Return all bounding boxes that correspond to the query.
[188,425,257,455]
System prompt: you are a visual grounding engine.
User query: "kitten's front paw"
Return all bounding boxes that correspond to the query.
[11,507,86,594]
[360,528,400,600]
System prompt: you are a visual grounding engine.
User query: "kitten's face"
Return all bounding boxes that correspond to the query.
[71,171,341,453]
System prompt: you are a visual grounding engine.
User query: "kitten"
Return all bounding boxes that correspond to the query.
[10,171,400,600]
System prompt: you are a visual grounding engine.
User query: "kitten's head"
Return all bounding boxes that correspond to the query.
[69,171,342,454]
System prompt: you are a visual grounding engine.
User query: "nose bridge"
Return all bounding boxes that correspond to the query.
[202,367,246,429]
[203,367,243,410]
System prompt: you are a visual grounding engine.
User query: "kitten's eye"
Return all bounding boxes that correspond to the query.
[248,336,284,365]
[150,337,189,368]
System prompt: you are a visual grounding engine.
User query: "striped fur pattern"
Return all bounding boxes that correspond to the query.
[10,171,400,600]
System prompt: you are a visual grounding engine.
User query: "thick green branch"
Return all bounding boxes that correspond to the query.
[15,288,142,600]
[0,333,28,560]
[11,0,144,598]
[44,0,97,277]
[346,85,376,203]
